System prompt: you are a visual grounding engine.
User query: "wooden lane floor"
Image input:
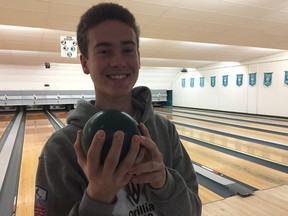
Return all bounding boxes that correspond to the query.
[172,109,288,134]
[164,107,288,189]
[0,112,15,138]
[13,108,286,213]
[181,139,288,190]
[16,111,55,216]
[159,107,288,128]
[177,124,288,165]
[158,113,287,146]
[199,185,224,204]
[155,107,288,134]
[51,110,68,124]
[202,185,288,216]
[155,107,288,208]
[155,107,288,165]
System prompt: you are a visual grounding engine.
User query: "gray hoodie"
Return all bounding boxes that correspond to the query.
[35,86,202,216]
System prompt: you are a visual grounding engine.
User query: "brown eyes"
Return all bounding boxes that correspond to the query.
[96,48,136,56]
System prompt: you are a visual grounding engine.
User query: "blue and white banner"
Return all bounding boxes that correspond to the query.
[284,71,288,86]
[181,78,186,88]
[190,78,194,88]
[264,72,273,87]
[210,76,216,87]
[222,75,228,87]
[249,73,256,86]
[236,74,243,87]
[200,77,205,87]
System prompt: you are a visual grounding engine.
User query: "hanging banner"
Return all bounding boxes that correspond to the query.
[249,73,257,86]
[200,77,204,87]
[210,76,216,87]
[190,78,194,88]
[284,71,288,86]
[181,78,186,88]
[222,75,228,87]
[236,74,243,87]
[263,72,273,87]
[60,36,78,58]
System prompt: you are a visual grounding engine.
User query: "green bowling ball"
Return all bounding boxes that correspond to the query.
[81,109,140,165]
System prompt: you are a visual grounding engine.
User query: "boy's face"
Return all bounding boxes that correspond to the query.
[80,20,140,99]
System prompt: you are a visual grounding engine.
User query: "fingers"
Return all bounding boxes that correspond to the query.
[117,135,141,172]
[138,123,159,157]
[116,135,141,184]
[130,161,164,175]
[103,131,124,173]
[138,123,151,138]
[130,161,166,188]
[134,146,146,164]
[132,123,167,188]
[100,131,139,180]
[87,130,106,174]
[74,130,87,168]
[74,128,142,187]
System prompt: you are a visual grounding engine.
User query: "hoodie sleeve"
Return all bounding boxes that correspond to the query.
[145,116,202,216]
[34,128,116,216]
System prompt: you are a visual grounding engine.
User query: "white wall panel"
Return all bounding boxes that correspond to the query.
[172,55,288,117]
[257,60,288,117]
[136,67,179,89]
[0,64,178,91]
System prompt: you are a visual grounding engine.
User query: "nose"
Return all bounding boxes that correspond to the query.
[110,52,126,68]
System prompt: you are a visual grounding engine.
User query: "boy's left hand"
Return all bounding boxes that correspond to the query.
[128,123,166,189]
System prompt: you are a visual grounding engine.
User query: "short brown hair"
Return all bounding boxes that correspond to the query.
[77,3,140,59]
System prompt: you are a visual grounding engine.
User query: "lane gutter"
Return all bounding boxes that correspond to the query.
[0,108,26,216]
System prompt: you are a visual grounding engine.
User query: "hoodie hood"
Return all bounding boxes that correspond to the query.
[67,86,154,128]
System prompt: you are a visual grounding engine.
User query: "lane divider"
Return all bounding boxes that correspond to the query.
[193,163,255,197]
[0,110,23,191]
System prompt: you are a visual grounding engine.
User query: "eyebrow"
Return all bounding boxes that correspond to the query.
[94,40,136,48]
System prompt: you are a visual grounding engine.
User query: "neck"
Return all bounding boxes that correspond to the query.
[95,94,134,116]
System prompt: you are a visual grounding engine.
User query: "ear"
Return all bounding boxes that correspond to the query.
[80,54,90,74]
[137,50,141,69]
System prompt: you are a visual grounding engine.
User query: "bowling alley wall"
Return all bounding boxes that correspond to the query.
[0,64,178,107]
[0,52,288,117]
[0,65,178,91]
[172,52,288,118]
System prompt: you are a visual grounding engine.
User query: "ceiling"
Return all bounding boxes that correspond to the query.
[1,0,288,69]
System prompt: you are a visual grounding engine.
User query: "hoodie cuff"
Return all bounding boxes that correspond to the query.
[148,168,174,200]
[78,189,116,216]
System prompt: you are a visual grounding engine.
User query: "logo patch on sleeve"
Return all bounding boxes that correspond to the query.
[35,185,48,216]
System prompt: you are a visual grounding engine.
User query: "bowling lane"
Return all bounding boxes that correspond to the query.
[160,113,287,146]
[182,139,288,190]
[166,109,288,134]
[50,109,288,183]
[177,124,288,165]
[165,107,288,127]
[202,185,288,216]
[16,111,55,216]
[0,112,15,138]
[51,110,68,125]
[199,185,223,205]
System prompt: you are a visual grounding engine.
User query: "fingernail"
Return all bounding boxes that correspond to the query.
[97,130,105,138]
[132,135,140,142]
[114,131,124,141]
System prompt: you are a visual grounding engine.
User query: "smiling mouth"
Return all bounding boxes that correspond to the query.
[108,74,129,80]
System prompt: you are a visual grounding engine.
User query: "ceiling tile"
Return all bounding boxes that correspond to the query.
[0,0,288,68]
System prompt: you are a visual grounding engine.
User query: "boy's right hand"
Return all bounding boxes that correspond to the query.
[74,129,141,203]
